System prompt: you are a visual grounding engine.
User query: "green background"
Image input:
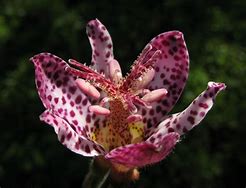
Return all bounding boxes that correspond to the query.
[0,0,245,187]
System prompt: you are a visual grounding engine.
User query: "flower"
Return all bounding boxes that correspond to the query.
[30,19,225,170]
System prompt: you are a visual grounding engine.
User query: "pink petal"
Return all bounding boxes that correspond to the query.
[30,53,92,136]
[40,110,105,156]
[87,19,119,78]
[139,31,189,129]
[147,82,226,137]
[105,133,179,168]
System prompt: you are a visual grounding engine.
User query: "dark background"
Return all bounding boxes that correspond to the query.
[0,0,245,187]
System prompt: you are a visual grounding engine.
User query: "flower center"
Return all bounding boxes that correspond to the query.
[92,99,144,151]
[65,44,167,151]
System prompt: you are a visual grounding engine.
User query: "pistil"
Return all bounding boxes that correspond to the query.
[65,46,167,151]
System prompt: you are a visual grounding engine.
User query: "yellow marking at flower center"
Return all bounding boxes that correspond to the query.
[128,122,144,144]
[91,99,145,151]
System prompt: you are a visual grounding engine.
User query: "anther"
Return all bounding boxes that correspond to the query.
[108,59,122,84]
[76,79,100,99]
[141,88,168,103]
[89,105,110,116]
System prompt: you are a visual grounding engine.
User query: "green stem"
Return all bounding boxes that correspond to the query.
[82,158,110,188]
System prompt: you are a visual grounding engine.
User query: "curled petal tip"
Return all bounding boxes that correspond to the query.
[30,54,39,63]
[155,81,226,136]
[30,52,51,62]
[168,31,184,40]
[208,81,226,90]
[95,18,100,22]
[87,19,101,29]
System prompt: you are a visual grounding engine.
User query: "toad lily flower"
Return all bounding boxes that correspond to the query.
[30,19,225,171]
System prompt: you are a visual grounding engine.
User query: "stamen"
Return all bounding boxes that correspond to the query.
[108,59,122,84]
[143,50,162,68]
[66,60,118,97]
[121,94,138,114]
[142,88,168,103]
[127,100,138,114]
[132,96,152,109]
[65,66,88,78]
[76,79,100,99]
[68,59,95,73]
[66,56,151,150]
[89,105,110,116]
[134,44,153,66]
[130,68,155,93]
[120,45,161,91]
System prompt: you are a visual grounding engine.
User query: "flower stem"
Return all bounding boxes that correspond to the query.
[82,158,110,188]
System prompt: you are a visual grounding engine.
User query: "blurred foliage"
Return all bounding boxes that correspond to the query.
[0,0,245,187]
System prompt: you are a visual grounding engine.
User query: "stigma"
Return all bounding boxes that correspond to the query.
[65,44,165,114]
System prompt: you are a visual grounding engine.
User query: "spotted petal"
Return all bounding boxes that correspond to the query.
[30,53,92,137]
[105,132,179,168]
[87,19,119,78]
[140,31,189,130]
[40,110,105,156]
[147,82,226,139]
